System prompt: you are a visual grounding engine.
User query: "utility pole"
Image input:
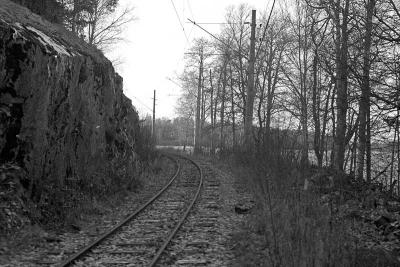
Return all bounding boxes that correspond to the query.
[244,9,256,149]
[220,55,228,150]
[152,90,156,142]
[209,69,214,154]
[194,52,203,155]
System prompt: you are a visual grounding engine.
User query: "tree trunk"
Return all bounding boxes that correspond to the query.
[244,10,257,149]
[357,0,375,180]
[312,52,323,167]
[366,109,371,181]
[230,66,237,149]
[220,61,228,150]
[390,123,397,194]
[299,10,309,167]
[397,108,400,194]
[209,69,215,154]
[333,0,350,172]
[88,4,98,44]
[194,52,203,154]
[321,82,332,167]
[201,75,206,145]
[330,75,337,167]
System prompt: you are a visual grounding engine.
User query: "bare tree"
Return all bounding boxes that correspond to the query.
[357,0,376,181]
[331,0,351,172]
[86,0,135,51]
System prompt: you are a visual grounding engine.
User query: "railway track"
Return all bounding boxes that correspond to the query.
[156,163,222,266]
[59,153,203,267]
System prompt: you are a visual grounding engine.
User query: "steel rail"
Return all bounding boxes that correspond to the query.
[148,154,203,267]
[58,154,181,267]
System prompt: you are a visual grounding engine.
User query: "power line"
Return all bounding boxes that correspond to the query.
[166,77,197,98]
[187,18,249,60]
[166,77,184,89]
[132,95,153,112]
[170,0,189,42]
[187,18,229,48]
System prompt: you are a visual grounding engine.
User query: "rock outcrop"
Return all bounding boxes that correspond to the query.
[0,0,140,201]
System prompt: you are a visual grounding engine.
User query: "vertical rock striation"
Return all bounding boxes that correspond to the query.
[0,0,140,201]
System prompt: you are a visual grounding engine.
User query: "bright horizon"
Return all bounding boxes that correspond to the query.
[107,0,275,119]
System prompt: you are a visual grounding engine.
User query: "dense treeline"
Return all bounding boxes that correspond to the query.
[10,0,133,50]
[175,0,400,193]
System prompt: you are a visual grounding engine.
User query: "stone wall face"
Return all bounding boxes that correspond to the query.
[0,11,139,196]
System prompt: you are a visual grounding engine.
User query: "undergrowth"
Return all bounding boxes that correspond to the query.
[0,152,173,258]
[38,151,164,228]
[0,126,164,233]
[228,136,358,266]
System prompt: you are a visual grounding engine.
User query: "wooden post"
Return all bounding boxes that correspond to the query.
[194,52,203,154]
[243,10,257,149]
[152,90,156,143]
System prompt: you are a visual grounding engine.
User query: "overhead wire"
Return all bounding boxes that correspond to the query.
[166,77,198,99]
[170,0,189,42]
[169,0,195,74]
[187,18,249,60]
[166,77,184,90]
[170,1,245,101]
[131,95,153,112]
[184,0,195,45]
[187,18,231,49]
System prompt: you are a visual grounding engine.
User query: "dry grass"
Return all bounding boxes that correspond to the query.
[226,135,398,266]
[0,150,163,235]
[42,152,166,227]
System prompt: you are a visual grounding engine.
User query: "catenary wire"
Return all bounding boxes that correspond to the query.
[170,0,190,42]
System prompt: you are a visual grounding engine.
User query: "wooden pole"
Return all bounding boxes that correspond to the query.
[152,90,156,143]
[243,10,257,149]
[194,52,203,154]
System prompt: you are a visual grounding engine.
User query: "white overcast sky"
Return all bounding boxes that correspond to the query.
[107,0,274,119]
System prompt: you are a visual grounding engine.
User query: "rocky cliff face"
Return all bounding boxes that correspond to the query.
[0,0,140,201]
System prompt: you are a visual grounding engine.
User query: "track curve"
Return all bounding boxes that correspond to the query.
[58,153,203,267]
[148,154,203,266]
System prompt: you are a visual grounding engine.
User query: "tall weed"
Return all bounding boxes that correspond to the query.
[232,133,356,266]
